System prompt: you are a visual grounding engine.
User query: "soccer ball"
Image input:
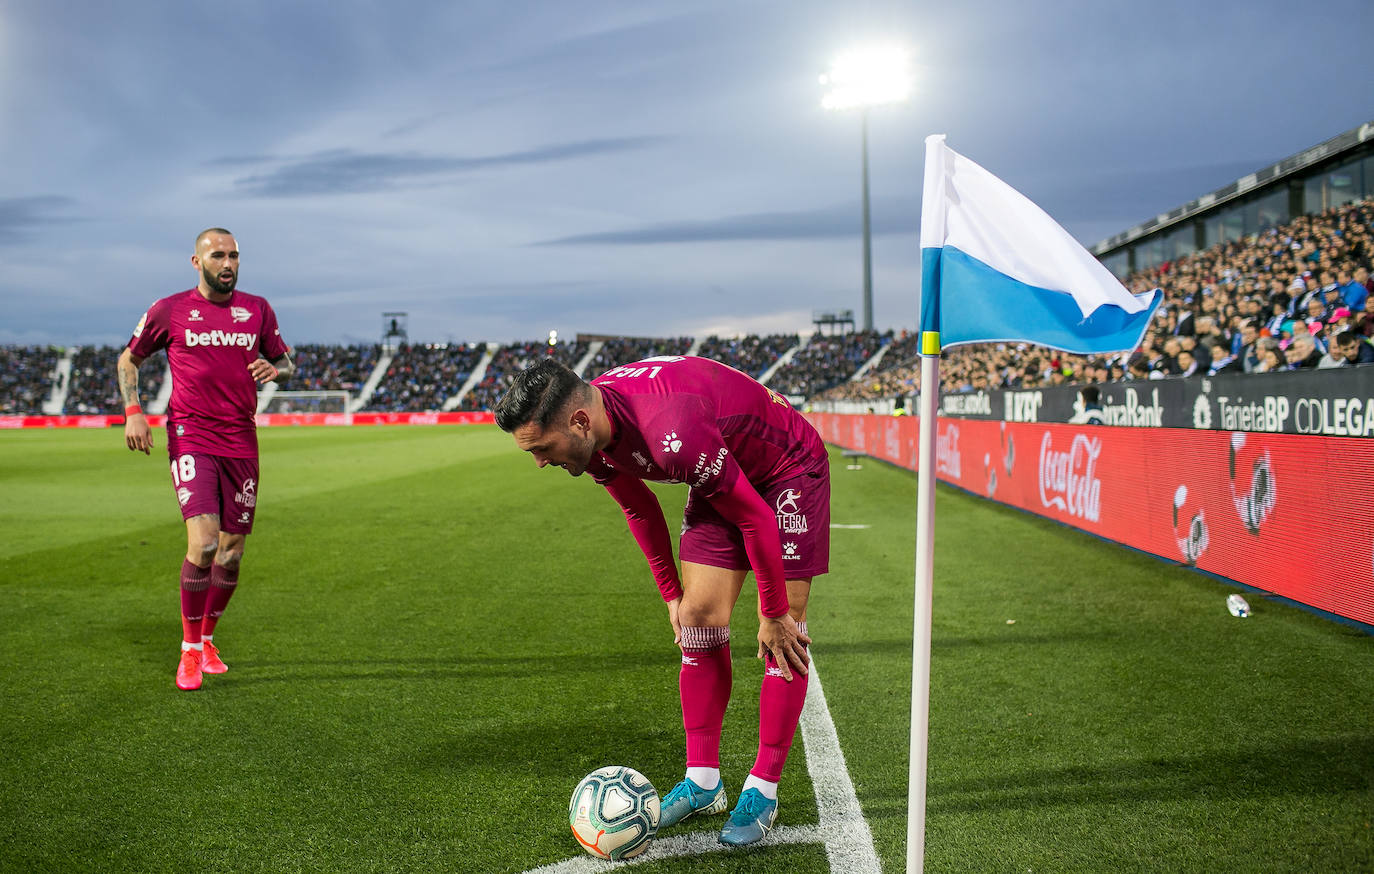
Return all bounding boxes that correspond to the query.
[569,766,660,860]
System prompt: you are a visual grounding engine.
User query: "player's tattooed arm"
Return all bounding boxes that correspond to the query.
[248,350,295,385]
[269,350,295,383]
[116,348,145,408]
[117,348,153,455]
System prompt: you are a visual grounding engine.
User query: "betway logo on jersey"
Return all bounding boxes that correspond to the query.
[185,329,258,348]
[1038,432,1102,522]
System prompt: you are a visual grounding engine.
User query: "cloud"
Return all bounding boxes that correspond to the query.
[0,196,77,245]
[204,155,279,167]
[536,197,919,245]
[230,137,668,197]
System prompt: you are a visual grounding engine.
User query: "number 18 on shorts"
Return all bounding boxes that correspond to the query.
[169,452,260,534]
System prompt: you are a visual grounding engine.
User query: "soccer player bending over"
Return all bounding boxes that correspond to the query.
[495,356,830,846]
[117,228,294,691]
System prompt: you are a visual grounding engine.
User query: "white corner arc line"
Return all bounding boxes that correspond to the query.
[830,523,872,529]
[523,825,821,873]
[521,656,880,874]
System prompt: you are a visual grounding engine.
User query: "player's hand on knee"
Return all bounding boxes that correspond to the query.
[667,597,682,647]
[758,614,809,681]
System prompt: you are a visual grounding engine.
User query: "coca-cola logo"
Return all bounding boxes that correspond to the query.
[935,424,961,479]
[1038,432,1102,521]
[884,420,901,462]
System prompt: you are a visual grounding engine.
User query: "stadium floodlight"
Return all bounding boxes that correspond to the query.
[819,46,912,111]
[820,45,912,332]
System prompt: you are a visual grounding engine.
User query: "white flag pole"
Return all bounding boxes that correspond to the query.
[907,339,940,873]
[908,132,947,873]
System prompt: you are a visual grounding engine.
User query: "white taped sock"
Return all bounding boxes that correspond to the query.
[743,773,778,800]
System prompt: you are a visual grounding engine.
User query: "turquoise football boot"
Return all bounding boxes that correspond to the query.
[718,788,778,846]
[658,777,728,828]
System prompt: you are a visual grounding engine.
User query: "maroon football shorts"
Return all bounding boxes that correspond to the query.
[168,452,260,534]
[679,467,830,579]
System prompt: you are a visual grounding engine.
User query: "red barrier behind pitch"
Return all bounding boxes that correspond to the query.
[805,413,1374,627]
[0,412,495,429]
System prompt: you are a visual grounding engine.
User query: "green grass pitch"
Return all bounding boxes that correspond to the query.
[0,425,1370,872]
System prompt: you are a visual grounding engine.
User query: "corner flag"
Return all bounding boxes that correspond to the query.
[919,134,1162,352]
[907,135,1160,873]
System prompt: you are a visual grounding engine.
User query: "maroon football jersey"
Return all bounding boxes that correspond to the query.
[127,288,289,458]
[587,356,826,494]
[586,356,827,616]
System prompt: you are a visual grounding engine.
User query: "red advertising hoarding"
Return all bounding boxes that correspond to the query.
[0,411,495,429]
[806,413,1374,627]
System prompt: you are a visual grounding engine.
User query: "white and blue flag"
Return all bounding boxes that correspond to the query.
[919,134,1161,354]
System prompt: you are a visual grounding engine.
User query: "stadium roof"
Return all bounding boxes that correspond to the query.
[1091,119,1374,255]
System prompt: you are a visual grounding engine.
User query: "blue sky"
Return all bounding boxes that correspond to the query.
[2,0,1371,346]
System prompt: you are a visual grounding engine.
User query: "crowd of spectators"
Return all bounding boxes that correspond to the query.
[291,343,380,393]
[0,346,61,414]
[8,200,1371,416]
[694,334,799,379]
[66,346,166,415]
[587,336,693,373]
[770,330,889,398]
[816,332,922,403]
[368,342,485,412]
[816,199,1374,402]
[459,339,588,412]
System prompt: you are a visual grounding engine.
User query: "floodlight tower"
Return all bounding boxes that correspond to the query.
[820,46,912,332]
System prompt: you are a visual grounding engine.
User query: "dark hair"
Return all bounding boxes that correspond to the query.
[1336,329,1358,346]
[493,357,587,432]
[1080,385,1101,405]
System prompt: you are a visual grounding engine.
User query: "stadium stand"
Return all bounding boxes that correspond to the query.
[769,330,889,398]
[694,333,799,380]
[366,342,485,412]
[291,343,380,393]
[64,346,167,415]
[457,339,588,412]
[814,198,1374,403]
[587,336,693,373]
[5,202,1371,416]
[0,345,61,414]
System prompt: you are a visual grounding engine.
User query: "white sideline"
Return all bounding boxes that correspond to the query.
[522,658,881,874]
[801,660,883,874]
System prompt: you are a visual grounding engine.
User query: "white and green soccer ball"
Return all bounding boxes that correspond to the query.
[569,766,660,861]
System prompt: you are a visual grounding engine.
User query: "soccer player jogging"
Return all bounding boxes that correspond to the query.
[117,228,294,691]
[495,356,830,846]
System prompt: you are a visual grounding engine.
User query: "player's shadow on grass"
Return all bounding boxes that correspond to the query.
[425,718,682,775]
[202,651,646,686]
[818,630,1120,661]
[923,736,1374,815]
